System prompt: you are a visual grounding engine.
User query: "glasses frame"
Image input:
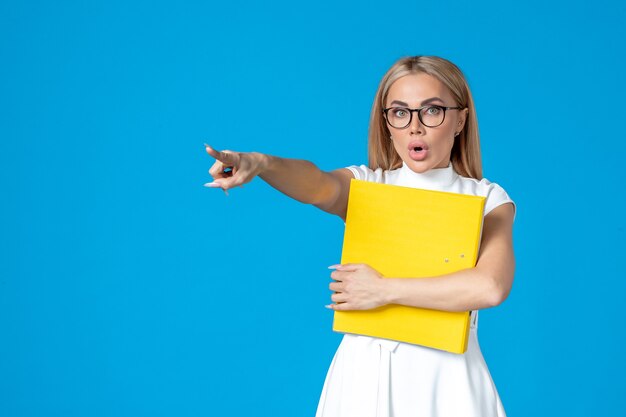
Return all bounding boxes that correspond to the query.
[382,105,463,129]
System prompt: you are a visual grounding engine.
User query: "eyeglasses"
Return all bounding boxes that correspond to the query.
[383,105,463,129]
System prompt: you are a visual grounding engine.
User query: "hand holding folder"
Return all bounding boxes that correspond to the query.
[332,179,486,354]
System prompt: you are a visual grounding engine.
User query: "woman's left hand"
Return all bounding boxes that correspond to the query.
[326,263,388,311]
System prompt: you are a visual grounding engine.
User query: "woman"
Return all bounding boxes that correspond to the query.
[205,56,515,417]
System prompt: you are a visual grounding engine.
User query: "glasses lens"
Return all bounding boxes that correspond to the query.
[419,106,445,127]
[386,107,411,128]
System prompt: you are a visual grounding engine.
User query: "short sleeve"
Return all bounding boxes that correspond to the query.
[345,164,386,183]
[484,182,516,220]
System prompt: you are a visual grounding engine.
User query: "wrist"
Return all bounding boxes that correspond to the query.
[254,152,273,175]
[381,277,399,305]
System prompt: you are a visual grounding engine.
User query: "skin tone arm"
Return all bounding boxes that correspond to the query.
[204,144,515,312]
[327,202,516,312]
[204,145,354,220]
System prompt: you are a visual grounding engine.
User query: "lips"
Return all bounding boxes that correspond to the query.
[408,140,429,161]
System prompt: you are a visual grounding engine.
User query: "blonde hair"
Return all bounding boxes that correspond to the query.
[368,56,482,179]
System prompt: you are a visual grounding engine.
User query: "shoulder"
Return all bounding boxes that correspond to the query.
[344,164,400,184]
[456,175,517,219]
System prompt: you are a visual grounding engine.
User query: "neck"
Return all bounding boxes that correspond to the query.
[395,162,458,189]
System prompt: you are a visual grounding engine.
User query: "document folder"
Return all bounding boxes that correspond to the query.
[332,179,486,354]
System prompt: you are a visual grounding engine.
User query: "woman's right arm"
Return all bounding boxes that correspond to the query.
[205,145,354,221]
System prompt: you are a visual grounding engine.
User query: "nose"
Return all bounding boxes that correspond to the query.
[409,110,424,135]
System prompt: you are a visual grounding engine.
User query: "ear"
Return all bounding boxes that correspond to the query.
[457,108,469,132]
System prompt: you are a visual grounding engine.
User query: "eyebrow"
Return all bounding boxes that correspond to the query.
[389,97,446,107]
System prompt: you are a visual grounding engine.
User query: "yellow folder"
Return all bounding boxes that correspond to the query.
[332,179,486,354]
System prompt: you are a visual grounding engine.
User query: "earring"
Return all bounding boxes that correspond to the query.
[389,135,393,141]
[454,132,460,137]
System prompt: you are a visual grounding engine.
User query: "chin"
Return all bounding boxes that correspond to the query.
[404,159,437,173]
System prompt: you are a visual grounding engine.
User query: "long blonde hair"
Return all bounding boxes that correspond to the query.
[368,56,482,179]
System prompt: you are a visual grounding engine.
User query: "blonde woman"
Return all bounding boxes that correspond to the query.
[205,56,515,417]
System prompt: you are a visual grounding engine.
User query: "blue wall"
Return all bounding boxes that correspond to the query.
[1,1,625,415]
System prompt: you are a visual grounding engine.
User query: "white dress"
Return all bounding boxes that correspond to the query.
[315,162,515,417]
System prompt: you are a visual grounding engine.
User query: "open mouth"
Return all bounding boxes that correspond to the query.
[408,140,428,152]
[408,141,429,161]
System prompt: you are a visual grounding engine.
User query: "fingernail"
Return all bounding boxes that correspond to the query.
[204,143,210,148]
[325,304,333,309]
[204,182,221,188]
[328,264,341,270]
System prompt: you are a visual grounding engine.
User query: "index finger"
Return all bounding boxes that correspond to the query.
[204,144,236,165]
[328,263,360,272]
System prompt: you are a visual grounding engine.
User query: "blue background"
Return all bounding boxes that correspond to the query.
[1,0,625,416]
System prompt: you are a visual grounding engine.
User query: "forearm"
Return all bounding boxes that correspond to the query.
[383,268,506,312]
[327,205,516,313]
[257,153,337,205]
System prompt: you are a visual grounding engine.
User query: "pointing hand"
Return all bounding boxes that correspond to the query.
[204,144,265,195]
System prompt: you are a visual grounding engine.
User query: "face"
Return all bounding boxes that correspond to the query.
[384,73,468,173]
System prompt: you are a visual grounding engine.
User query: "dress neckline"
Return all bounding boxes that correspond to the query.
[395,161,459,190]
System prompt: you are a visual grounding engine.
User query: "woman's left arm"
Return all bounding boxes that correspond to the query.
[327,202,515,312]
